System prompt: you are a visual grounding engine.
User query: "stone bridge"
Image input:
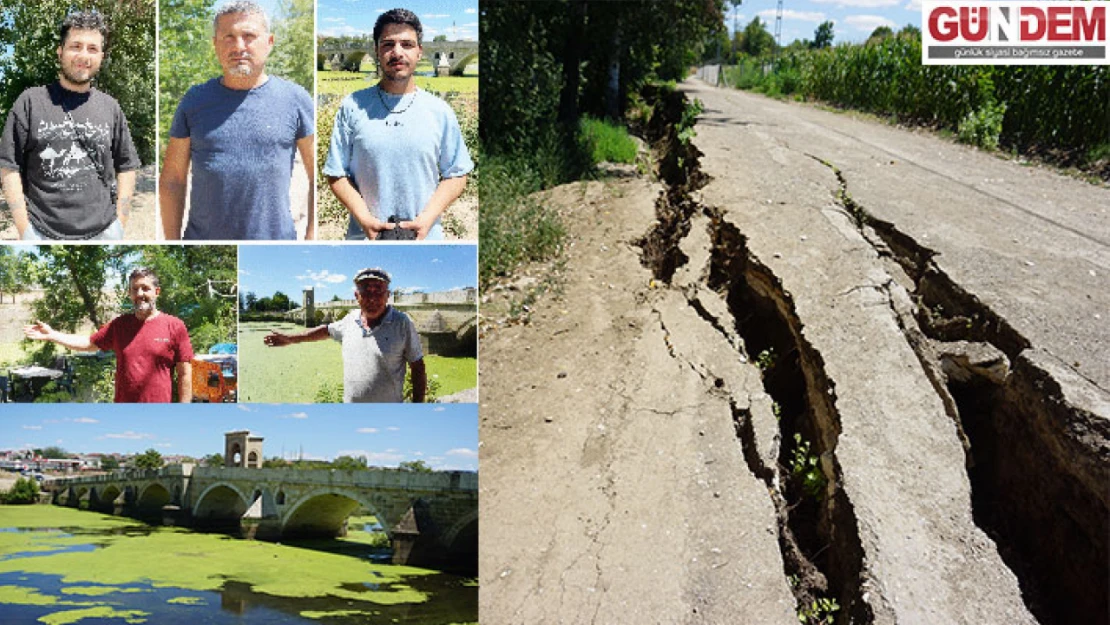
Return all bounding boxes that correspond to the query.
[47,464,478,569]
[320,40,478,75]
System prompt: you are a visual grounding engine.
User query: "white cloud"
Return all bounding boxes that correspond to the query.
[71,417,98,424]
[464,7,476,14]
[297,270,346,284]
[431,258,441,263]
[904,0,923,10]
[279,412,309,420]
[239,269,251,275]
[446,448,478,458]
[319,25,368,37]
[843,14,896,31]
[237,405,257,413]
[758,9,826,22]
[22,425,42,430]
[812,0,897,7]
[322,17,345,23]
[423,13,450,19]
[357,427,379,434]
[433,407,446,412]
[386,426,400,432]
[103,431,155,440]
[156,443,173,448]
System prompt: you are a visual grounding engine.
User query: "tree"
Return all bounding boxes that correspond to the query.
[0,2,156,164]
[158,0,221,166]
[41,446,69,459]
[813,20,834,49]
[269,0,314,94]
[244,292,258,312]
[398,460,433,473]
[101,456,120,470]
[433,34,447,42]
[202,453,224,467]
[738,17,775,57]
[271,291,292,311]
[0,248,34,304]
[898,24,921,40]
[333,455,368,471]
[132,448,163,470]
[262,456,288,468]
[867,26,893,44]
[2,477,40,505]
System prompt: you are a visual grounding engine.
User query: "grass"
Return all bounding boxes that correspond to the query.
[238,321,476,403]
[317,70,478,98]
[579,117,637,165]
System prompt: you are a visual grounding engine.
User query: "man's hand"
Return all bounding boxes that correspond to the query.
[400,214,433,240]
[263,330,293,347]
[358,214,396,240]
[23,321,55,341]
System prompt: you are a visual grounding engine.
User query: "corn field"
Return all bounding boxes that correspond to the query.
[725,35,1109,167]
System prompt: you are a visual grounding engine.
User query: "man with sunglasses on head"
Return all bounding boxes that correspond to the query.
[262,267,426,403]
[0,10,140,240]
[23,268,194,403]
[324,8,473,241]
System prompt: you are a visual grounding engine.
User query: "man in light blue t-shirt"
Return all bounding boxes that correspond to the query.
[160,0,315,241]
[323,8,473,241]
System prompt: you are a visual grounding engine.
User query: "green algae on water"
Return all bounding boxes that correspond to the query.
[37,606,149,625]
[0,507,435,606]
[300,609,376,620]
[60,586,146,596]
[0,506,138,531]
[166,596,206,605]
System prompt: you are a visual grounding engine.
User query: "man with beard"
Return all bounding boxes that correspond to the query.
[0,10,140,240]
[23,268,194,403]
[160,0,314,240]
[262,267,426,403]
[323,8,473,240]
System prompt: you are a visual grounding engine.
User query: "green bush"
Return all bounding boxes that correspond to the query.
[578,117,637,165]
[2,477,40,505]
[958,101,1007,150]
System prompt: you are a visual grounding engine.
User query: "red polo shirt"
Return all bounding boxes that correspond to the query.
[90,313,194,403]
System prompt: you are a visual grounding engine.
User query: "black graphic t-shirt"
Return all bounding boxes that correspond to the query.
[0,82,140,239]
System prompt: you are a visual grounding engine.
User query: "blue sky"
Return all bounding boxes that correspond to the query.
[318,0,479,40]
[1,403,477,471]
[728,0,924,45]
[238,244,477,299]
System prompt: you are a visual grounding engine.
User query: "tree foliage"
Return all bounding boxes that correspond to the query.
[813,20,834,49]
[333,455,368,471]
[40,445,69,459]
[202,453,223,467]
[0,247,34,304]
[0,1,156,164]
[100,455,119,470]
[269,0,314,93]
[738,17,775,57]
[1,477,40,505]
[398,460,433,473]
[132,448,163,470]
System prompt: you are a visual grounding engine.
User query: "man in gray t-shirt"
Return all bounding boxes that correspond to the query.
[160,0,314,241]
[262,267,426,403]
[0,11,140,240]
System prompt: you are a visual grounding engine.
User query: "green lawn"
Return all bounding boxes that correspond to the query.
[238,322,475,403]
[318,70,478,98]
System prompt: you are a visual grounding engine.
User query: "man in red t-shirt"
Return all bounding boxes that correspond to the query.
[24,268,193,402]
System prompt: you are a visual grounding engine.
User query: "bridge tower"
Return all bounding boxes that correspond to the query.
[303,287,315,327]
[225,431,264,468]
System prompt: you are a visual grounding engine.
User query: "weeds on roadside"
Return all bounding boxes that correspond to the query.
[790,433,826,500]
[579,117,637,164]
[798,596,840,624]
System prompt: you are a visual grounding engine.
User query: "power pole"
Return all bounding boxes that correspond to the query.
[774,0,784,61]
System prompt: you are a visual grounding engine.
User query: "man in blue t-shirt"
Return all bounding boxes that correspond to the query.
[159,0,314,241]
[323,8,473,241]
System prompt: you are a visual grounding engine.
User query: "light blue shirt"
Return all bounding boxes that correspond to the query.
[323,86,473,240]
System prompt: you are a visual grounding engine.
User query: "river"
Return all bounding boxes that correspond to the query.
[0,505,476,624]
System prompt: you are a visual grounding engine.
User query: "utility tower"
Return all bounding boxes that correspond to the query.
[774,0,784,59]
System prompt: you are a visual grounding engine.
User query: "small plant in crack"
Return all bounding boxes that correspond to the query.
[677,98,704,146]
[773,401,783,421]
[756,347,778,372]
[797,596,840,624]
[790,433,826,500]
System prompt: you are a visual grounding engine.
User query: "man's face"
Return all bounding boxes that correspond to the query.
[128,276,160,314]
[354,279,390,318]
[57,28,104,86]
[213,12,273,79]
[376,23,422,83]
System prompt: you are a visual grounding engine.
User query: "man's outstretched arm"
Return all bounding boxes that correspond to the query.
[263,325,330,347]
[23,321,97,352]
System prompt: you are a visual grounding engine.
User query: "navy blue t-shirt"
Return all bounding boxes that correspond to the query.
[169,76,313,240]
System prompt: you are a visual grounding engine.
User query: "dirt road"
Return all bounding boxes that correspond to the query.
[480,79,1108,623]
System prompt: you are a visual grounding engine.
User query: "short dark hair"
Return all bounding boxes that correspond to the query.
[60,10,109,53]
[373,8,422,47]
[129,268,160,289]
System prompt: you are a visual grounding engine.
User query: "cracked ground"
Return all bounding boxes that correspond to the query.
[479,79,1108,624]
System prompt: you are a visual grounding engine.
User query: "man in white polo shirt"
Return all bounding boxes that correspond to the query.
[262,267,426,402]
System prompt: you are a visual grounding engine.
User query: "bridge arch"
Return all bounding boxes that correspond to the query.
[193,482,251,527]
[136,482,172,515]
[98,484,122,508]
[281,487,386,538]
